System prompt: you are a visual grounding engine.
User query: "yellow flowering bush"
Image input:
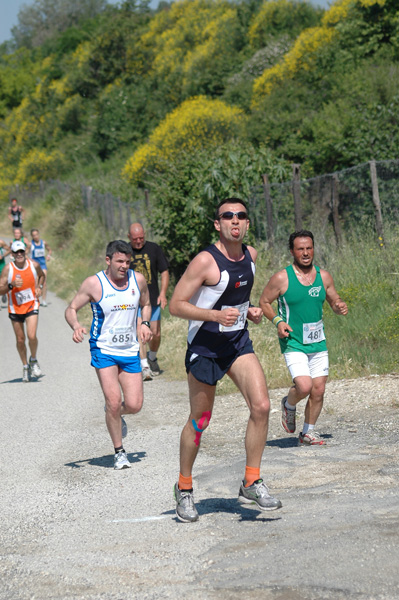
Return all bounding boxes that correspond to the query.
[248,0,322,50]
[253,26,336,103]
[136,0,236,100]
[16,149,67,183]
[252,0,387,105]
[122,96,244,184]
[323,0,386,27]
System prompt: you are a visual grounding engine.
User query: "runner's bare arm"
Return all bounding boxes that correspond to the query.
[259,271,292,338]
[33,261,45,298]
[321,270,348,315]
[169,252,240,327]
[44,240,52,259]
[65,276,99,343]
[247,246,261,323]
[0,264,11,294]
[136,273,153,344]
[158,269,169,309]
[0,239,11,256]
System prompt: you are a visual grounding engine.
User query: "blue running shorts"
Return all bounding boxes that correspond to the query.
[90,349,141,373]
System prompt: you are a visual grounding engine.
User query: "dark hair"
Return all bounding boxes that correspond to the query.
[289,230,314,250]
[106,240,132,259]
[214,198,249,220]
[30,228,39,236]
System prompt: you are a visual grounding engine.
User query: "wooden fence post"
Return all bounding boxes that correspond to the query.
[369,160,384,247]
[292,164,302,231]
[331,174,342,246]
[262,173,274,247]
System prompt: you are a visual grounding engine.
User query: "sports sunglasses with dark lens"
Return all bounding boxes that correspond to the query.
[218,211,248,220]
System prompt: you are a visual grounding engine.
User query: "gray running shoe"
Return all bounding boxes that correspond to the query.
[142,366,153,381]
[114,450,131,470]
[281,396,296,433]
[29,357,42,378]
[238,479,282,511]
[174,483,199,523]
[148,357,161,376]
[22,366,30,383]
[299,430,326,445]
[121,416,128,439]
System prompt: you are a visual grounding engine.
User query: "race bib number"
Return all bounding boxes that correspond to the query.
[34,248,45,257]
[108,326,134,346]
[303,320,325,345]
[15,288,34,306]
[219,301,249,332]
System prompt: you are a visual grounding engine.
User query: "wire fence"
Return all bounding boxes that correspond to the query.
[7,159,399,245]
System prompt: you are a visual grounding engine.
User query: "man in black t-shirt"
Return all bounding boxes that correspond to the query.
[128,223,169,379]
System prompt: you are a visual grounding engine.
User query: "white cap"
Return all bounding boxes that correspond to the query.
[11,241,25,252]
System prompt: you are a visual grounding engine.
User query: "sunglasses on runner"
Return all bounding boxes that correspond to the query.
[13,250,25,255]
[218,211,248,220]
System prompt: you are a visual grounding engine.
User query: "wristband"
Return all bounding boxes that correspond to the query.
[8,282,13,290]
[272,315,283,327]
[141,321,151,328]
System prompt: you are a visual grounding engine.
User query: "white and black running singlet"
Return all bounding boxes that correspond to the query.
[89,270,140,357]
[187,244,255,358]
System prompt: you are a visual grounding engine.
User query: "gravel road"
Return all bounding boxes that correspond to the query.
[0,290,398,600]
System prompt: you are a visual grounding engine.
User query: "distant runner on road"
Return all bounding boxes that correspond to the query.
[8,198,25,231]
[169,198,282,523]
[30,228,52,307]
[260,230,348,446]
[65,240,153,470]
[0,240,45,382]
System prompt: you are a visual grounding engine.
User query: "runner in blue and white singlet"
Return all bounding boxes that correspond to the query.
[31,238,47,270]
[65,240,153,470]
[89,269,140,358]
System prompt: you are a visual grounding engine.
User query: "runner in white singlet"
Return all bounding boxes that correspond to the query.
[65,240,152,470]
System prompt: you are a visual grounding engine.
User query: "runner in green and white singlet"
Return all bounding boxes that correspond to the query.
[277,264,327,355]
[260,231,348,446]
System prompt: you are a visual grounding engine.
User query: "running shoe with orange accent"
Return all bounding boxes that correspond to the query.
[299,431,326,445]
[174,483,199,523]
[238,479,282,511]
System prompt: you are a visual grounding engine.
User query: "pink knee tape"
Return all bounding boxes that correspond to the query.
[192,411,211,446]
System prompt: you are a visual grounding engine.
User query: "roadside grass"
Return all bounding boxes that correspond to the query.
[4,190,398,390]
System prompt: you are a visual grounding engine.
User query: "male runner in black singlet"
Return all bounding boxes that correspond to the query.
[169,198,282,522]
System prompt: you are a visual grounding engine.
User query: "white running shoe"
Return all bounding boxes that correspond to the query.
[29,358,42,378]
[142,366,153,381]
[41,300,47,307]
[114,450,131,470]
[22,366,30,383]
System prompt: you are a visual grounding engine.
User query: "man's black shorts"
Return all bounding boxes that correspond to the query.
[9,310,39,323]
[185,340,254,386]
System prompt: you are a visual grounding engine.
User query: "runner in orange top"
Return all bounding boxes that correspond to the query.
[0,241,45,382]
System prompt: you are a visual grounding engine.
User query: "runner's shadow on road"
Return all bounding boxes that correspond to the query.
[0,377,44,384]
[65,451,146,469]
[267,433,332,448]
[170,497,282,523]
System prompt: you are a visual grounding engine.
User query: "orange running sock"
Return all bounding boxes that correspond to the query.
[178,473,193,490]
[244,466,260,487]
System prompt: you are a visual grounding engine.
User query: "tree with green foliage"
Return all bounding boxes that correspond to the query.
[147,143,290,277]
[11,0,109,49]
